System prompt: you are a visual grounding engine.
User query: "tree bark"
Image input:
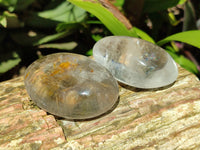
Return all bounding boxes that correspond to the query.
[0,65,200,149]
[98,0,133,29]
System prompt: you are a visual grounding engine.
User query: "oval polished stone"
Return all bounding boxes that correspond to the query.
[24,53,119,119]
[93,36,178,89]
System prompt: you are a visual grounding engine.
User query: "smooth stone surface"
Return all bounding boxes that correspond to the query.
[24,53,119,120]
[93,36,178,89]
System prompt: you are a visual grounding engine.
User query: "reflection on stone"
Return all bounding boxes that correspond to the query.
[24,53,119,119]
[93,36,178,89]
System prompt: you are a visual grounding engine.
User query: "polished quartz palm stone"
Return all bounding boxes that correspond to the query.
[24,53,119,119]
[93,36,178,89]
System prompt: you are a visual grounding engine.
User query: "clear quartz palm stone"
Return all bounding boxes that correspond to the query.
[93,36,178,89]
[24,53,119,120]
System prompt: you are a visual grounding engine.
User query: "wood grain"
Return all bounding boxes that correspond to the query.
[0,65,200,149]
[54,65,200,149]
[0,77,65,150]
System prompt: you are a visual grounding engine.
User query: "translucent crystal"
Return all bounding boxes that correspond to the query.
[24,53,119,119]
[93,36,178,89]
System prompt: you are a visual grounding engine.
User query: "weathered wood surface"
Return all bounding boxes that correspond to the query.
[0,78,65,150]
[1,65,200,150]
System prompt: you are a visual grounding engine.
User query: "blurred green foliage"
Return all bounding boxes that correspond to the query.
[0,0,200,81]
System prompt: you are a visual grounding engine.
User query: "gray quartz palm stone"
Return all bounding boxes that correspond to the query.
[24,53,119,120]
[93,36,178,89]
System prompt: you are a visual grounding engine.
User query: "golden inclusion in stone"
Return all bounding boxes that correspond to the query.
[24,53,119,120]
[93,36,178,89]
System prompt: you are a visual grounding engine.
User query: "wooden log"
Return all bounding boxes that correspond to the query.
[0,65,200,149]
[0,77,65,149]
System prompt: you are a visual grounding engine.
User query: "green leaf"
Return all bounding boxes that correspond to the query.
[143,0,180,13]
[157,30,200,48]
[85,20,102,24]
[133,27,155,43]
[34,31,71,46]
[38,1,86,22]
[86,49,93,56]
[166,49,198,74]
[10,30,45,46]
[113,0,125,7]
[168,12,180,26]
[0,0,34,11]
[0,0,17,11]
[2,11,23,28]
[91,34,103,42]
[38,42,78,50]
[56,22,81,32]
[68,0,138,37]
[178,0,187,5]
[10,30,72,46]
[26,1,86,28]
[0,52,21,74]
[170,41,180,52]
[0,15,7,27]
